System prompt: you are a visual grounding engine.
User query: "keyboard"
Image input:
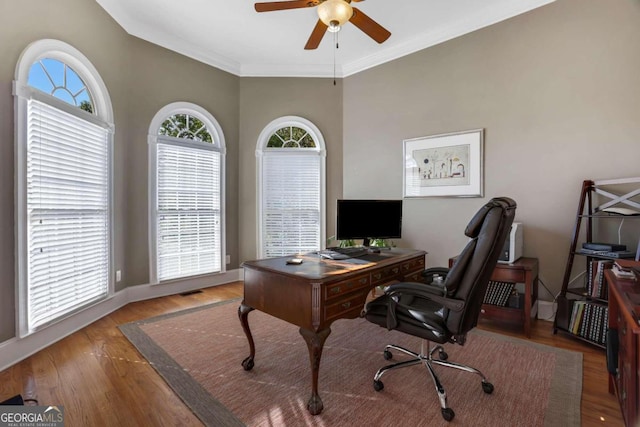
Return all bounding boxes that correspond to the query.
[319,247,368,260]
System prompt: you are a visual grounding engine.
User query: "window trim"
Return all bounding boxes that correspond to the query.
[256,116,327,258]
[13,39,114,337]
[148,102,227,285]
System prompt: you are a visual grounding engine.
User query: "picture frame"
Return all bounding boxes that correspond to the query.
[403,129,484,198]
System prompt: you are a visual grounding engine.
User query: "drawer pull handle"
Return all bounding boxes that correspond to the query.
[373,273,382,280]
[359,278,368,285]
[330,286,341,294]
[342,302,351,309]
[392,267,399,274]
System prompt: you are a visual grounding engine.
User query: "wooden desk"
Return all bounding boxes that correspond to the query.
[449,257,539,337]
[606,269,640,426]
[239,248,426,415]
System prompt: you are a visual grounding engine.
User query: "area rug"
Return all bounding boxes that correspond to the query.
[119,299,582,427]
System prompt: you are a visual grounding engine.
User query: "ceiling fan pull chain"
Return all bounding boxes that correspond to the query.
[333,30,337,85]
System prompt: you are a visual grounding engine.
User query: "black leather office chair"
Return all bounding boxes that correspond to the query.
[364,197,516,422]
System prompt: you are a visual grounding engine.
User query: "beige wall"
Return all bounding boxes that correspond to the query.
[238,78,343,263]
[343,0,640,297]
[0,0,240,342]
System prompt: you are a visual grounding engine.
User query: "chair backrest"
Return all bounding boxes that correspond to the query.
[444,197,516,335]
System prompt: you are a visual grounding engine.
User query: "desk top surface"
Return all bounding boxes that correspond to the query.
[242,248,426,281]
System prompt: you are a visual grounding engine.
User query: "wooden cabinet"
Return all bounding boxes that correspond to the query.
[606,269,640,426]
[449,257,538,337]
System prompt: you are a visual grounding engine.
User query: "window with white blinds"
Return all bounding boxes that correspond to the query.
[257,117,326,258]
[156,140,222,280]
[26,99,110,330]
[262,154,321,257]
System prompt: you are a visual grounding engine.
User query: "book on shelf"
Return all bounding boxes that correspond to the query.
[587,260,612,298]
[482,281,514,306]
[567,299,608,345]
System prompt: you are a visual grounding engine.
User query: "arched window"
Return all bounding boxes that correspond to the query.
[256,116,326,258]
[149,103,226,284]
[14,39,114,336]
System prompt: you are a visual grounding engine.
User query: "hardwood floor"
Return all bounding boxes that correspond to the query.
[0,282,624,426]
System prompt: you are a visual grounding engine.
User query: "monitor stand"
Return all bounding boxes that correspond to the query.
[362,238,385,253]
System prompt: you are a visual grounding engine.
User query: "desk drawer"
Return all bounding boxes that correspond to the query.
[402,257,425,274]
[371,265,403,285]
[324,274,370,301]
[325,290,368,322]
[491,268,525,283]
[404,271,423,282]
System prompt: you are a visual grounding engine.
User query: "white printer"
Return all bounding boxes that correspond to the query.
[497,222,523,264]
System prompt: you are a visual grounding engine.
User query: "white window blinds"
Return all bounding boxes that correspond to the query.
[26,99,110,331]
[262,153,321,257]
[156,141,221,281]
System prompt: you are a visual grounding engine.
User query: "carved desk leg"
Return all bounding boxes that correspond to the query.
[238,302,255,371]
[299,327,331,415]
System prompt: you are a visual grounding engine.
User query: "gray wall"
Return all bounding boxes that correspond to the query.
[238,78,343,263]
[0,0,240,342]
[343,0,640,297]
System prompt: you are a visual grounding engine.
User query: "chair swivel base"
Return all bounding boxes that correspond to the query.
[372,340,494,422]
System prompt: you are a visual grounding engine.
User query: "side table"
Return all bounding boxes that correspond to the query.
[449,257,539,337]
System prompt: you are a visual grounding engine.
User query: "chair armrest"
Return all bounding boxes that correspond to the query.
[385,282,465,312]
[421,267,450,293]
[422,267,450,279]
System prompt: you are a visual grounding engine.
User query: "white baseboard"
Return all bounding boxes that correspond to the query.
[0,269,243,372]
[537,300,557,322]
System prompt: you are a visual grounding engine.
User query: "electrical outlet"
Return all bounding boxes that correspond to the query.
[116,270,122,282]
[225,255,231,264]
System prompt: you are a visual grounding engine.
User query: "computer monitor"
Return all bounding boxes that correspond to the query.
[336,199,402,247]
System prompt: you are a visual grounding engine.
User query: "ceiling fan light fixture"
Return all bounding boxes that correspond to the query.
[317,0,353,30]
[327,21,341,33]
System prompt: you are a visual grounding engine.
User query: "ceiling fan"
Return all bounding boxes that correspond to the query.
[254,0,391,50]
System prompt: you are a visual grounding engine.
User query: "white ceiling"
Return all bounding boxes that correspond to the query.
[95,0,555,78]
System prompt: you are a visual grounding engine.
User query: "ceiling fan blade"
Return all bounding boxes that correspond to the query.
[255,1,319,12]
[304,20,328,50]
[349,7,391,44]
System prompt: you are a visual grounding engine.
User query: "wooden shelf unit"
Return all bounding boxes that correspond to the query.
[554,177,640,348]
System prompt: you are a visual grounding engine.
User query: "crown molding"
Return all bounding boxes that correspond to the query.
[97,0,555,79]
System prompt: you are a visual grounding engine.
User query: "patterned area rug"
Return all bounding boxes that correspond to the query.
[120,299,581,427]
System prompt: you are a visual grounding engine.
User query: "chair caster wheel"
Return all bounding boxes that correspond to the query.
[373,380,384,392]
[438,350,448,360]
[383,350,393,360]
[441,407,455,421]
[482,381,494,394]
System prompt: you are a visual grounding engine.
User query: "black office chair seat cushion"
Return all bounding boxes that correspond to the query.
[365,293,451,344]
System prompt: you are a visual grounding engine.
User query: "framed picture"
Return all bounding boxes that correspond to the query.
[403,129,484,198]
